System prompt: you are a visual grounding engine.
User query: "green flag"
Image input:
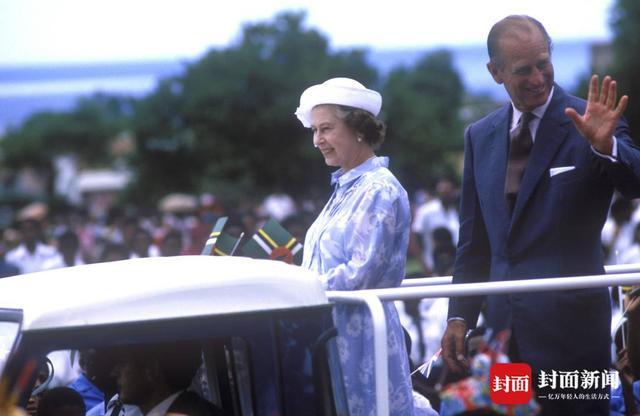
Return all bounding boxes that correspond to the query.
[201,217,241,256]
[241,218,303,264]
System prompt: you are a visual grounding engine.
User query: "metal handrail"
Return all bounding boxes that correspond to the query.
[325,292,388,416]
[328,264,640,416]
[401,276,451,287]
[399,262,640,287]
[364,271,640,301]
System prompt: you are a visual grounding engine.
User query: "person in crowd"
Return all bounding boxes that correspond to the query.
[159,230,183,257]
[42,231,85,270]
[405,227,457,363]
[420,231,457,362]
[259,191,297,223]
[68,349,119,413]
[129,227,159,259]
[0,237,20,278]
[98,243,130,263]
[80,348,141,416]
[56,231,84,267]
[610,287,640,415]
[625,288,640,380]
[602,196,637,264]
[110,341,226,416]
[440,15,640,415]
[295,77,420,415]
[5,219,60,274]
[36,387,85,416]
[619,223,640,265]
[411,178,459,276]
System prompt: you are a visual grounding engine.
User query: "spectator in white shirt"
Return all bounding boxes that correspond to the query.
[5,219,61,274]
[411,178,459,275]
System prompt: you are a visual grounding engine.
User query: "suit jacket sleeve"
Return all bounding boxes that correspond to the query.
[601,119,640,199]
[447,125,491,327]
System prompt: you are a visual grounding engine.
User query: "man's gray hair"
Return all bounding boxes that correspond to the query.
[487,15,553,69]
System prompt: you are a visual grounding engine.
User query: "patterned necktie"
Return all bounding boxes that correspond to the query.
[505,112,535,213]
[106,397,124,416]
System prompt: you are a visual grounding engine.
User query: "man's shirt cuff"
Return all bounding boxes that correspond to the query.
[591,136,618,162]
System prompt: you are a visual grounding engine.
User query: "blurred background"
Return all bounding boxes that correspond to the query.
[0,0,637,241]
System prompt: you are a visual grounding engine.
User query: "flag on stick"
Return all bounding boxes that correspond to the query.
[201,217,240,256]
[201,217,228,255]
[241,219,303,264]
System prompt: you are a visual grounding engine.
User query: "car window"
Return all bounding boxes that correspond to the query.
[0,321,20,374]
[30,338,254,416]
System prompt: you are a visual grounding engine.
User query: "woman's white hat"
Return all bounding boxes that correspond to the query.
[295,77,382,127]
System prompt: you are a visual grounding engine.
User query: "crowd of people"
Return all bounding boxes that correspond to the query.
[0,192,318,279]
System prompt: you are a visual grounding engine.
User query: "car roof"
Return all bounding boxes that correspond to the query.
[0,256,327,332]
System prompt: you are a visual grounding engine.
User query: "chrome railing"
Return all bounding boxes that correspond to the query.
[399,262,640,287]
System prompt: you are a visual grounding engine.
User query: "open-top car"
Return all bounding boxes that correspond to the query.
[0,256,348,415]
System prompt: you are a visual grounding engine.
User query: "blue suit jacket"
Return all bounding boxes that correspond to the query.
[448,85,640,372]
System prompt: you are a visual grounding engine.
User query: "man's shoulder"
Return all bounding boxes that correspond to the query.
[170,390,228,416]
[557,87,586,112]
[35,242,59,256]
[5,245,27,263]
[467,104,509,135]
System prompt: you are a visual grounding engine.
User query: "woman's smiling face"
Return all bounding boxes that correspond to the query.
[310,105,365,172]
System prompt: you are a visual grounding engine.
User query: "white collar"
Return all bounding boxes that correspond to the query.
[145,391,181,416]
[510,86,555,129]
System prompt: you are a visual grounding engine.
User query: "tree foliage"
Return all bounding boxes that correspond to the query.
[128,11,377,205]
[383,50,465,191]
[3,11,471,207]
[1,94,132,169]
[610,0,640,142]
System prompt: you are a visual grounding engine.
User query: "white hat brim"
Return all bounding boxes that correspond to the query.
[294,79,382,127]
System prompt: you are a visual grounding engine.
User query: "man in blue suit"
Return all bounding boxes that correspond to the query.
[440,15,640,415]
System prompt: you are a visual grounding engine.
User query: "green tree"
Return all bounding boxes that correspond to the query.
[1,94,133,197]
[129,11,378,205]
[610,0,640,142]
[382,50,465,191]
[1,94,131,169]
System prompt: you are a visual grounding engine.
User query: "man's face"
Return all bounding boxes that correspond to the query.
[487,28,554,112]
[20,221,39,245]
[113,354,154,405]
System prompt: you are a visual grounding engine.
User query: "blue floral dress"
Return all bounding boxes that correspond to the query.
[302,156,417,416]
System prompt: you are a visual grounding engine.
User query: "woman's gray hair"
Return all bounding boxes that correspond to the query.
[332,105,386,150]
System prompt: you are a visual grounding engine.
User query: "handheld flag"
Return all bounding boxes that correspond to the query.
[201,217,240,256]
[241,219,303,264]
[411,348,441,379]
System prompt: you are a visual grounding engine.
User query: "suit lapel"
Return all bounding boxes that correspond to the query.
[485,106,511,221]
[509,86,571,230]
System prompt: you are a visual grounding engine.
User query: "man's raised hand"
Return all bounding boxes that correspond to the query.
[565,74,629,155]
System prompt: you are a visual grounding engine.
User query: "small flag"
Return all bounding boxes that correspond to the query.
[411,348,441,379]
[241,219,303,264]
[211,232,241,256]
[201,217,229,255]
[201,217,240,257]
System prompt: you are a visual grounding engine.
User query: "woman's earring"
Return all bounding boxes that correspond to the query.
[314,144,318,148]
[357,135,363,142]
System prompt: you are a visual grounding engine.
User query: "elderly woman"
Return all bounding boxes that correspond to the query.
[296,78,426,415]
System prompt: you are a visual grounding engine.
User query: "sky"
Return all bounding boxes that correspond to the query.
[0,0,616,65]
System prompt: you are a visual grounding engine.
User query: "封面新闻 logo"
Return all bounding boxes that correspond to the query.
[490,363,533,405]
